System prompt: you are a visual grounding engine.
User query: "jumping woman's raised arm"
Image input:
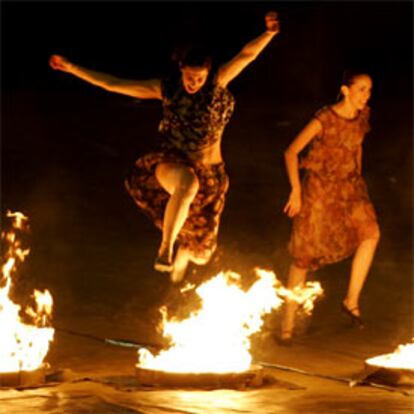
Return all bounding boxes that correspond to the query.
[217,11,280,88]
[283,118,322,218]
[49,54,162,100]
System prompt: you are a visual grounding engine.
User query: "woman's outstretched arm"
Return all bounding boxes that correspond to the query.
[283,118,322,217]
[217,11,280,88]
[49,55,162,100]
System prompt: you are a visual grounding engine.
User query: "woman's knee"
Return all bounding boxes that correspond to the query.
[362,223,381,245]
[373,226,381,243]
[155,163,199,197]
[175,170,199,199]
[155,163,175,193]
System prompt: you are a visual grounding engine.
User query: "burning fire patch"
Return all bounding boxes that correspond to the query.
[1,211,54,373]
[138,268,323,374]
[366,340,414,371]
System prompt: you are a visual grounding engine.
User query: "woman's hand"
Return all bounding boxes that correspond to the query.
[265,11,280,33]
[283,188,301,218]
[49,54,72,72]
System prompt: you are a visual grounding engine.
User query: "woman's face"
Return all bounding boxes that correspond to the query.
[342,75,373,110]
[180,66,209,94]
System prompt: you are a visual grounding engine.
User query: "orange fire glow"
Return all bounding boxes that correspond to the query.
[137,268,323,373]
[0,211,54,373]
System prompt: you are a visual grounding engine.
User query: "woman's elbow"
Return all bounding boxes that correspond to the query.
[102,77,124,92]
[239,50,257,64]
[284,148,296,160]
[103,81,119,92]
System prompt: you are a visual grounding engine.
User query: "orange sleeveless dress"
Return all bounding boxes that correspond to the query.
[288,106,380,271]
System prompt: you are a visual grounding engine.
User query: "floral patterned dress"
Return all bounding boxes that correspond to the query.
[288,105,380,271]
[125,72,235,259]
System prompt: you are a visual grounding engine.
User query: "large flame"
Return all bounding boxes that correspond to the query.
[366,340,414,370]
[0,211,54,373]
[138,268,323,373]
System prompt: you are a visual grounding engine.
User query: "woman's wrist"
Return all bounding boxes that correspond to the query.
[66,62,75,73]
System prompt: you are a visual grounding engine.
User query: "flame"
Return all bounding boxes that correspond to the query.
[0,210,54,373]
[137,268,323,373]
[255,268,324,315]
[366,340,414,370]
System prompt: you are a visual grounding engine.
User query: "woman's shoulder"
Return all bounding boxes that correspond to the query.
[313,105,333,123]
[211,71,235,99]
[315,104,333,115]
[208,69,223,90]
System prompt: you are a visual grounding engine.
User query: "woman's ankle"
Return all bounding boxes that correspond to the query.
[281,329,293,340]
[342,297,359,313]
[170,250,190,284]
[158,242,172,260]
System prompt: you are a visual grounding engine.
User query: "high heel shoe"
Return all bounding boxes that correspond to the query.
[341,302,365,329]
[154,252,173,273]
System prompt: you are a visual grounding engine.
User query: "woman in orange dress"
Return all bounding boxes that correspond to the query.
[281,71,380,344]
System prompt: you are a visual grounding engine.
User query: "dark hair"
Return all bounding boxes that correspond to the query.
[177,46,213,69]
[341,69,371,87]
[336,69,371,101]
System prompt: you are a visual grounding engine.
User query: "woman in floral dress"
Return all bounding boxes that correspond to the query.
[280,71,380,343]
[49,12,280,283]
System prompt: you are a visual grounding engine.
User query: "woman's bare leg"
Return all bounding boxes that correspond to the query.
[280,264,308,340]
[343,236,380,315]
[169,246,213,284]
[170,246,192,283]
[155,163,199,264]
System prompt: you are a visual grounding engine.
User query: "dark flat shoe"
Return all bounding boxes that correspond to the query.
[341,302,365,329]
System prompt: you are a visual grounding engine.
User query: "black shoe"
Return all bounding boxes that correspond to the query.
[154,254,173,273]
[341,302,365,329]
